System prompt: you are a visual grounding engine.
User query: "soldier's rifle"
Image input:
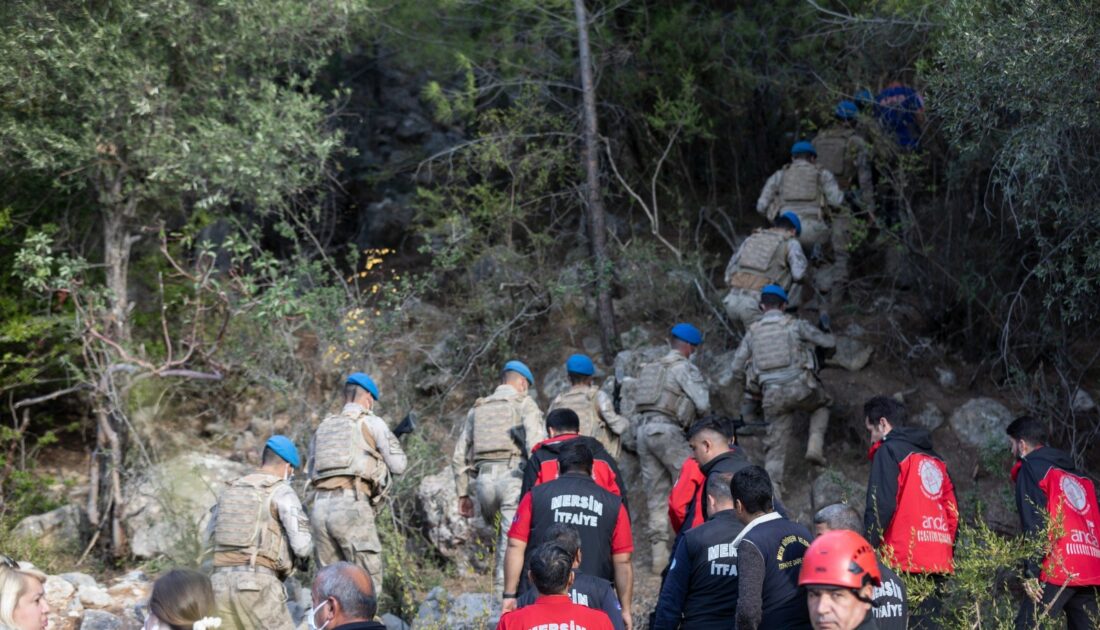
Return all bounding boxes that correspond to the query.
[393,411,417,438]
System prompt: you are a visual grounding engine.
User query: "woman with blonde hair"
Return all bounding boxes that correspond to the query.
[144,569,220,630]
[0,559,49,630]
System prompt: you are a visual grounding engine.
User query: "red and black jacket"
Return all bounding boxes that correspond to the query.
[670,449,787,535]
[864,426,958,574]
[520,433,627,504]
[1012,446,1100,586]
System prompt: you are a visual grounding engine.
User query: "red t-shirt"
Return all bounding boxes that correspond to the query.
[668,456,705,533]
[497,594,615,630]
[508,493,634,554]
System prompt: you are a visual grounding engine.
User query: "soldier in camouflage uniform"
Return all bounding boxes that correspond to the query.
[728,285,835,500]
[723,211,808,331]
[633,323,711,573]
[813,100,875,308]
[453,360,547,595]
[756,141,845,251]
[548,354,629,457]
[308,372,407,591]
[206,435,313,630]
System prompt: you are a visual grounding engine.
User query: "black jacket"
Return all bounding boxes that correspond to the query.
[333,622,387,630]
[520,434,627,503]
[864,426,942,547]
[652,510,744,629]
[1013,445,1078,576]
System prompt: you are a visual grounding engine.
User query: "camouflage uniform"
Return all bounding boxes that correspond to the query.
[308,402,407,589]
[723,228,808,331]
[549,384,630,457]
[452,383,546,594]
[813,125,874,307]
[205,472,313,630]
[729,310,835,499]
[756,158,845,250]
[632,350,710,570]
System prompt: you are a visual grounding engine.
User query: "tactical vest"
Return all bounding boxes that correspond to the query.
[1038,467,1100,586]
[550,387,600,440]
[779,161,824,213]
[528,473,623,582]
[881,452,957,574]
[749,315,807,382]
[634,355,692,420]
[212,473,292,574]
[729,229,792,292]
[312,411,388,495]
[679,511,745,629]
[739,516,813,629]
[815,128,856,187]
[471,393,524,460]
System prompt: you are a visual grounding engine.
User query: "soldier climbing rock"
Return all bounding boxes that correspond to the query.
[756,141,845,251]
[723,211,808,331]
[549,354,630,457]
[206,435,313,630]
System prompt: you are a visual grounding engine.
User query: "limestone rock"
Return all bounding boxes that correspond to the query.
[123,452,250,559]
[12,504,88,550]
[912,402,946,433]
[78,584,112,608]
[383,613,412,630]
[416,469,482,572]
[413,586,497,630]
[949,398,1013,448]
[1072,388,1096,413]
[935,367,958,390]
[811,469,865,516]
[826,336,873,372]
[540,364,570,402]
[61,572,98,590]
[79,610,138,630]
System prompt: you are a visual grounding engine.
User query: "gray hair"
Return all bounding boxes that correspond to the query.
[313,562,376,620]
[813,503,864,534]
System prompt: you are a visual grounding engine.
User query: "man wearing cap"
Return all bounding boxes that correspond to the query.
[813,100,875,308]
[549,354,629,457]
[207,435,313,630]
[800,530,883,630]
[633,323,710,573]
[756,140,845,250]
[453,360,547,595]
[729,285,834,499]
[723,211,808,332]
[308,373,407,589]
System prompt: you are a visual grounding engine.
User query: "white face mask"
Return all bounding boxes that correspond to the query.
[307,600,331,630]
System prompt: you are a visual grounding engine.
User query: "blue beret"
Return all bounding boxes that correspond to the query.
[565,354,595,376]
[346,372,380,401]
[791,140,817,156]
[503,360,535,385]
[835,100,858,120]
[265,435,300,468]
[761,284,789,302]
[670,323,703,346]
[778,211,802,236]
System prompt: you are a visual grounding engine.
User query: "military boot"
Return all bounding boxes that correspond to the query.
[805,407,829,466]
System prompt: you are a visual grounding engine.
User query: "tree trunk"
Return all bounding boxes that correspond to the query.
[573,0,618,364]
[102,199,136,345]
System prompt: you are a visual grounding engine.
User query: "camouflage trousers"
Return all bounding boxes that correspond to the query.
[636,417,691,556]
[473,459,523,595]
[789,208,830,249]
[724,288,764,332]
[761,371,832,499]
[312,488,384,589]
[211,568,294,630]
[814,210,852,309]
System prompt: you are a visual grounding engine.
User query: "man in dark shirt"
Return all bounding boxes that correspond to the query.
[652,472,741,629]
[813,503,907,630]
[516,523,625,630]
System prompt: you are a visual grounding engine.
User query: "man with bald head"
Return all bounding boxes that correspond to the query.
[308,561,385,630]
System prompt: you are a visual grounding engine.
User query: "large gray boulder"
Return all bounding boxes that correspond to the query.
[79,610,140,630]
[826,336,874,372]
[912,402,946,433]
[416,468,487,573]
[811,469,866,515]
[413,586,496,630]
[123,452,250,560]
[949,398,1013,448]
[12,504,88,550]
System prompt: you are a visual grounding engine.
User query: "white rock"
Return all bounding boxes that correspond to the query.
[949,398,1013,448]
[78,584,112,609]
[935,367,958,389]
[1072,389,1096,413]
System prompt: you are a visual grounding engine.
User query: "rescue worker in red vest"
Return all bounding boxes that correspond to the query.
[516,524,626,630]
[652,471,741,629]
[503,440,634,628]
[813,504,907,630]
[723,212,808,332]
[812,100,875,309]
[308,372,407,590]
[521,408,627,500]
[453,360,547,596]
[863,396,957,630]
[632,323,711,573]
[549,354,629,457]
[731,465,813,629]
[1005,415,1100,629]
[800,530,882,630]
[756,141,845,251]
[729,285,835,499]
[206,435,313,630]
[498,542,615,630]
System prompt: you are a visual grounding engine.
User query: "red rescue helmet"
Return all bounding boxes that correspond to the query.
[799,530,882,590]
